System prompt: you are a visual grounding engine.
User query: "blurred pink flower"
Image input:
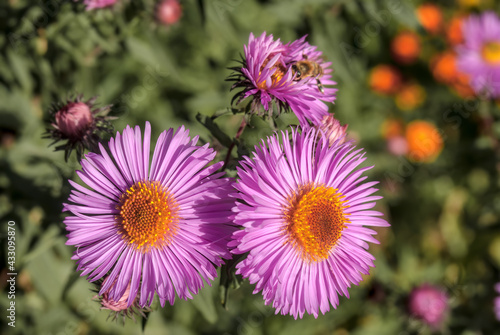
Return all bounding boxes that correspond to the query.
[81,0,118,10]
[408,284,449,329]
[387,136,409,156]
[157,0,182,25]
[495,283,500,321]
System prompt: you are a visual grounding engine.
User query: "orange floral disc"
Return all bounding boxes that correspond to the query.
[284,184,349,262]
[117,181,179,251]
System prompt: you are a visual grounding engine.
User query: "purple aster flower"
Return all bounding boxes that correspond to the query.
[408,284,449,329]
[228,32,337,126]
[80,0,118,10]
[230,128,389,319]
[495,282,500,321]
[64,122,235,308]
[43,95,114,161]
[456,11,500,98]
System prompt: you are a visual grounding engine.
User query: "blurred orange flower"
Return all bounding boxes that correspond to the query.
[391,31,421,64]
[369,65,403,95]
[395,82,426,111]
[417,3,443,35]
[446,14,466,46]
[430,51,475,98]
[405,120,443,162]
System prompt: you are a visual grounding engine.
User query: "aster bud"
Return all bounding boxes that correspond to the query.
[94,275,148,322]
[408,284,449,329]
[44,95,114,161]
[317,114,348,146]
[55,102,93,140]
[304,114,348,146]
[156,0,182,26]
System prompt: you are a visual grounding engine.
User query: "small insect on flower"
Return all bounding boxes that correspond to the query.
[291,55,325,94]
[43,95,114,161]
[227,32,337,127]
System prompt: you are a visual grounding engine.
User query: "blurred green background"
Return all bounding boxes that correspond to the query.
[1,0,500,334]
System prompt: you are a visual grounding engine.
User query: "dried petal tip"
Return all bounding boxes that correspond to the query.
[156,0,182,26]
[408,284,449,329]
[94,276,149,323]
[43,95,114,161]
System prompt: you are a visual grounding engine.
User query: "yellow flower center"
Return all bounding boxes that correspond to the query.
[116,181,179,251]
[284,184,348,262]
[257,56,287,89]
[482,41,500,65]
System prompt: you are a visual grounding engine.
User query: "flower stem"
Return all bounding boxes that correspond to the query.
[222,117,247,170]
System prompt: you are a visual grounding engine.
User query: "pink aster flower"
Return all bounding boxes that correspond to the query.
[228,32,337,126]
[64,122,235,308]
[81,0,117,10]
[456,11,500,98]
[495,283,500,321]
[230,128,389,319]
[408,284,449,329]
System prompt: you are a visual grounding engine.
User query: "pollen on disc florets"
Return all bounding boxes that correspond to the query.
[284,184,349,262]
[482,41,500,65]
[116,181,179,251]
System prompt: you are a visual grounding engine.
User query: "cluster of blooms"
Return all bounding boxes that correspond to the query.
[50,32,391,321]
[381,118,443,163]
[371,5,500,106]
[420,5,500,99]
